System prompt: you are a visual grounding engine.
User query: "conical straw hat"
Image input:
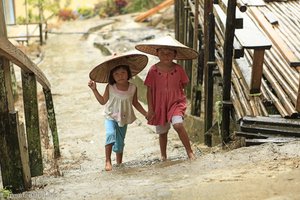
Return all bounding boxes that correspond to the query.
[89,51,148,83]
[135,35,198,60]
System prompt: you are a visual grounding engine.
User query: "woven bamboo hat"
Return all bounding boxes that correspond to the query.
[89,51,148,83]
[135,35,198,60]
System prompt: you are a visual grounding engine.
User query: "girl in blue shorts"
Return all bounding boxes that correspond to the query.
[88,53,148,171]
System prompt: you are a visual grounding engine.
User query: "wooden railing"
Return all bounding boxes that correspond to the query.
[0,2,59,193]
[174,0,300,145]
[7,22,48,46]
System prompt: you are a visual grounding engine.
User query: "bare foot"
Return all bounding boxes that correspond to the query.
[188,152,196,160]
[161,156,167,162]
[105,161,112,171]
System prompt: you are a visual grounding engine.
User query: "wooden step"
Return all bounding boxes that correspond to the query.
[245,138,299,146]
[240,116,300,137]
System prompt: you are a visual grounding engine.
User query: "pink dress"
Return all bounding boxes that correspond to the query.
[144,64,189,126]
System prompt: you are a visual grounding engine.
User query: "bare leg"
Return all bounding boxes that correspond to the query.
[159,132,168,161]
[105,144,113,171]
[173,123,195,160]
[116,152,123,165]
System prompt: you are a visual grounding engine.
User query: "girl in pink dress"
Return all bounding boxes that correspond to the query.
[136,36,198,161]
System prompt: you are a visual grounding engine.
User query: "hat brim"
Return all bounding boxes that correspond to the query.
[135,44,198,60]
[89,53,148,83]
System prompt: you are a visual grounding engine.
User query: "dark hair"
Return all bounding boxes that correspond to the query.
[108,65,132,85]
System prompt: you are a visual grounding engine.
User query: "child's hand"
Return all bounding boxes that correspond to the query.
[88,80,96,90]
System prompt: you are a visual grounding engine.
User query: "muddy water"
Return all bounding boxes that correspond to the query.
[4,14,300,200]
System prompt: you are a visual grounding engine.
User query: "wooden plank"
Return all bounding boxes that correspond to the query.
[18,123,32,190]
[235,10,272,49]
[0,0,14,112]
[213,4,226,31]
[248,7,300,67]
[239,0,266,6]
[235,57,251,91]
[235,29,271,49]
[43,88,61,158]
[135,0,174,22]
[240,123,300,137]
[218,0,244,28]
[235,131,269,139]
[245,138,298,146]
[214,3,271,49]
[5,112,26,193]
[213,4,244,58]
[213,4,243,30]
[242,115,300,127]
[0,2,26,193]
[22,71,43,177]
[263,11,278,25]
[0,37,51,89]
[0,73,26,193]
[250,49,265,94]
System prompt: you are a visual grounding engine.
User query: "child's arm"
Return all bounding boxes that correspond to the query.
[132,89,147,118]
[146,86,155,120]
[88,80,109,105]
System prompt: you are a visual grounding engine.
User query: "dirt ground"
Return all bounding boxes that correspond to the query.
[3,13,300,200]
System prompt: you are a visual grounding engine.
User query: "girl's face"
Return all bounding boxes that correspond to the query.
[157,48,176,62]
[112,68,128,83]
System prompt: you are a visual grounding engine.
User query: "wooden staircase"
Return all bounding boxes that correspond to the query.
[236,116,300,146]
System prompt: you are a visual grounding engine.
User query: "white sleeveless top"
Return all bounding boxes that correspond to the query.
[104,83,137,127]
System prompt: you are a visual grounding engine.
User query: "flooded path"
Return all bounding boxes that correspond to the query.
[9,14,300,200]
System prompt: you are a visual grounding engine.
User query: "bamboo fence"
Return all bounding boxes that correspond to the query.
[209,0,300,119]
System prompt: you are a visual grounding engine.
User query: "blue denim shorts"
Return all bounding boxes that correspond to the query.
[105,119,127,153]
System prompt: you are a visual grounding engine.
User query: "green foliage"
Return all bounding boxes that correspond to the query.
[95,0,117,18]
[16,16,26,24]
[77,7,95,19]
[125,0,165,13]
[95,0,165,18]
[28,9,40,22]
[27,0,61,20]
[0,188,12,199]
[16,9,39,23]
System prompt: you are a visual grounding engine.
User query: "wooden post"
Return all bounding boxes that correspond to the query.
[221,0,236,144]
[176,0,184,42]
[0,63,26,193]
[43,88,60,158]
[175,0,179,39]
[18,122,32,189]
[250,49,265,94]
[5,112,26,193]
[204,0,213,138]
[195,28,204,116]
[21,71,43,177]
[204,13,216,147]
[0,0,27,193]
[186,12,194,99]
[191,0,199,116]
[0,110,27,193]
[39,23,43,45]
